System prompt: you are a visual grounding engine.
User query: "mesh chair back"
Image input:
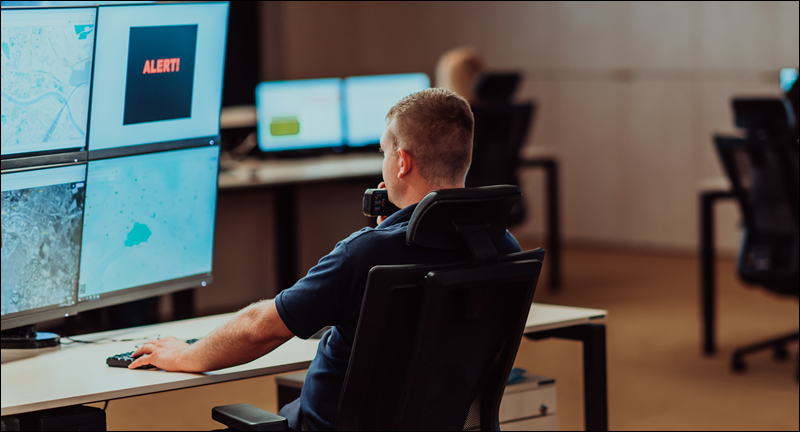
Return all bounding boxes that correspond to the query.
[467,104,535,226]
[336,186,543,430]
[714,136,799,292]
[335,251,543,431]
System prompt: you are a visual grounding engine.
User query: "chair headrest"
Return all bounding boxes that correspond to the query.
[474,73,521,104]
[732,98,794,139]
[407,185,521,249]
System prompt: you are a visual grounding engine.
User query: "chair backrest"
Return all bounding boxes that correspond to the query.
[714,136,799,292]
[467,102,535,227]
[335,186,544,431]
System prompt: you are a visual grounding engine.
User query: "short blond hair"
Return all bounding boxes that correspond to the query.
[386,88,474,187]
[435,47,484,104]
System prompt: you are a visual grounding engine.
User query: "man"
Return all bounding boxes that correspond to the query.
[129,88,522,430]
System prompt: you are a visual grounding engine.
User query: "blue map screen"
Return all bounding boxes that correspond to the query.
[77,146,218,299]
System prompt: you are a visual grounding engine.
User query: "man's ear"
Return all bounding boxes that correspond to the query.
[397,148,414,179]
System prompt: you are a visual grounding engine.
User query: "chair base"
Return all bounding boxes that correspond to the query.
[730,330,799,381]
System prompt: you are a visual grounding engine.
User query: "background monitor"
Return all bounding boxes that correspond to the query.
[780,68,798,93]
[344,73,430,147]
[76,145,218,311]
[256,78,344,153]
[1,164,86,330]
[1,7,96,158]
[87,2,228,158]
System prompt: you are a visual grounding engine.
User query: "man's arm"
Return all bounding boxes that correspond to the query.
[128,299,294,372]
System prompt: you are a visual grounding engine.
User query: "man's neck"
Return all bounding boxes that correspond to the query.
[399,182,464,208]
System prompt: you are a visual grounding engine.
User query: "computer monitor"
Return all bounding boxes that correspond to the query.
[780,68,798,93]
[76,145,218,311]
[87,2,228,159]
[1,164,86,330]
[256,78,344,153]
[344,73,430,147]
[0,7,96,166]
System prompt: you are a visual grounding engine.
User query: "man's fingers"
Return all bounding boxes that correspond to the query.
[377,181,386,189]
[131,341,155,358]
[128,353,152,369]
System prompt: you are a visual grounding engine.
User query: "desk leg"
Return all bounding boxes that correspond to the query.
[699,191,734,356]
[544,159,562,290]
[526,323,608,431]
[275,185,299,292]
[520,158,562,290]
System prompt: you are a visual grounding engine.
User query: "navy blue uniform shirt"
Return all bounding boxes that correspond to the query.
[275,203,522,431]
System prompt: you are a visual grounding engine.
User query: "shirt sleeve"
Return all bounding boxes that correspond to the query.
[274,240,356,339]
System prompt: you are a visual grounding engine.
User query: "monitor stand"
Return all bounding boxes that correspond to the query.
[1,324,60,349]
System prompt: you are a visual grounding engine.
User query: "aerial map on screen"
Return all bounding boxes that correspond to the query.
[1,8,96,155]
[1,166,85,316]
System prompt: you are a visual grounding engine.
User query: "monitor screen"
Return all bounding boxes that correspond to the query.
[77,146,218,303]
[1,7,96,157]
[1,164,86,322]
[256,78,344,152]
[87,2,228,157]
[344,73,429,147]
[780,68,798,93]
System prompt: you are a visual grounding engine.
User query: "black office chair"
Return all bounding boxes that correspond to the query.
[466,73,535,227]
[714,127,799,377]
[211,185,544,430]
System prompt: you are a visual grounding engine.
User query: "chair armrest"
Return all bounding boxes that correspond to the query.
[211,403,288,431]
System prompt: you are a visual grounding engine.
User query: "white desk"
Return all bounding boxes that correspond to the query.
[525,303,605,333]
[1,313,318,417]
[524,303,608,431]
[1,303,607,428]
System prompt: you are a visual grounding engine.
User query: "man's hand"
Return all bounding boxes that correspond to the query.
[128,336,191,371]
[376,181,388,225]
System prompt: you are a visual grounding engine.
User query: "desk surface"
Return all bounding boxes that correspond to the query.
[1,314,318,416]
[218,154,384,190]
[1,303,605,416]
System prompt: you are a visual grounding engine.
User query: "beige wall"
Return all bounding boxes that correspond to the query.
[262,1,799,254]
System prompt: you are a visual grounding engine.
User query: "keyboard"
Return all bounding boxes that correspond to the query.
[106,338,200,369]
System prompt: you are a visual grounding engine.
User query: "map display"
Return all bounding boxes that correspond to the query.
[1,8,96,156]
[1,165,86,316]
[78,146,218,299]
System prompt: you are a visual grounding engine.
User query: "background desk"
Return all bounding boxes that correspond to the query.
[524,303,608,431]
[2,303,607,431]
[218,154,384,298]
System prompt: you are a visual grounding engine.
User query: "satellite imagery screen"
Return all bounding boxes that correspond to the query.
[1,8,96,156]
[1,165,86,316]
[78,146,218,299]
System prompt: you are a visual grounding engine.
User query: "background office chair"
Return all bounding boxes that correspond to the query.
[211,185,544,430]
[466,73,535,227]
[713,98,799,378]
[467,73,563,290]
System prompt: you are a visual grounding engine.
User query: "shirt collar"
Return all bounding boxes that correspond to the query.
[381,203,418,227]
